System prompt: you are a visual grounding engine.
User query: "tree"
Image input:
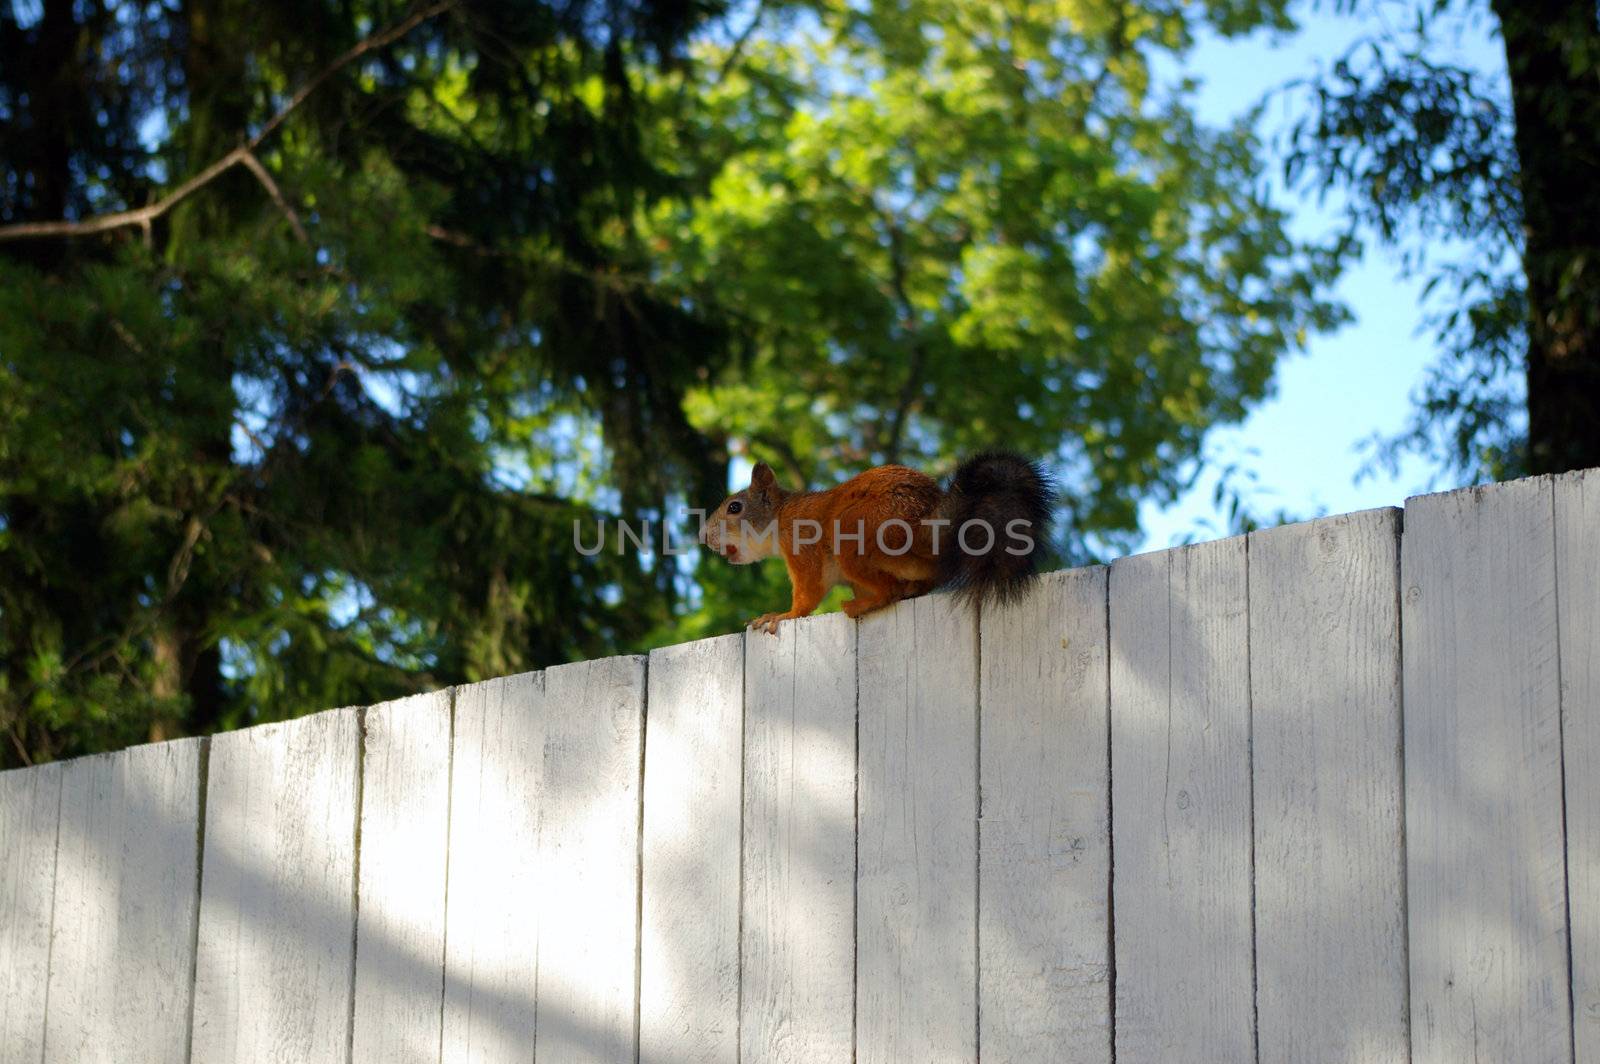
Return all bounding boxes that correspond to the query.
[0,0,734,766]
[645,0,1342,586]
[1286,0,1600,481]
[2,0,1345,765]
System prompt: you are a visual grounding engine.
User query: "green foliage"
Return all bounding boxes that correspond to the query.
[1,0,1345,765]
[1,0,731,764]
[646,0,1344,634]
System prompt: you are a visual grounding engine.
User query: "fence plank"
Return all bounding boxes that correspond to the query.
[43,740,202,1064]
[1404,477,1570,1064]
[190,709,361,1064]
[0,761,62,1064]
[979,567,1111,1063]
[351,691,453,1064]
[534,656,647,1064]
[440,672,544,1063]
[1110,538,1253,1064]
[857,592,978,1064]
[1557,469,1599,1063]
[640,634,744,1064]
[1250,510,1408,1063]
[742,613,856,1064]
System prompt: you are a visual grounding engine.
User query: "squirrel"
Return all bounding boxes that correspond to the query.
[699,451,1054,634]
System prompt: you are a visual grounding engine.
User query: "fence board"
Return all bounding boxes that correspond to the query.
[742,613,857,1064]
[1109,538,1253,1064]
[857,592,978,1064]
[1404,478,1570,1064]
[190,709,361,1064]
[351,691,454,1064]
[0,760,62,1064]
[1557,469,1599,1063]
[640,634,744,1064]
[440,672,544,1063]
[43,739,202,1064]
[533,656,647,1064]
[979,567,1111,1063]
[1249,510,1408,1063]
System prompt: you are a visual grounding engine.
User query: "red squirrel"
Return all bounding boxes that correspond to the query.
[699,452,1053,634]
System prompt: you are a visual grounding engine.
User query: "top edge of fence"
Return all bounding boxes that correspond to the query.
[209,706,361,745]
[12,465,1599,775]
[2,734,207,777]
[1403,470,1563,508]
[648,629,746,660]
[1244,504,1402,544]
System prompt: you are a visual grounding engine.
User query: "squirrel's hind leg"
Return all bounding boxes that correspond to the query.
[837,553,902,618]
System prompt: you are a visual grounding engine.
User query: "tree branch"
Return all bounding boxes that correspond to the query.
[0,146,250,242]
[238,150,310,244]
[0,0,458,245]
[716,0,769,84]
[872,197,927,463]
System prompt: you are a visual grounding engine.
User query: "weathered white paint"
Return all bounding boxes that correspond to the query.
[857,592,978,1064]
[640,634,744,1064]
[6,469,1600,1064]
[742,612,856,1064]
[440,671,544,1063]
[1404,477,1571,1064]
[189,709,361,1064]
[43,739,202,1064]
[351,691,454,1064]
[0,760,62,1064]
[979,567,1111,1064]
[1557,469,1599,1063]
[533,656,647,1064]
[1110,538,1254,1064]
[1249,509,1408,1063]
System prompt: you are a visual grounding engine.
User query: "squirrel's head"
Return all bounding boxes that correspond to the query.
[699,461,785,565]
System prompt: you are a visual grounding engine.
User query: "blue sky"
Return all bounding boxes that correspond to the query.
[1136,7,1509,548]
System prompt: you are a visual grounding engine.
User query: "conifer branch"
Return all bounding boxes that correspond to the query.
[0,0,457,244]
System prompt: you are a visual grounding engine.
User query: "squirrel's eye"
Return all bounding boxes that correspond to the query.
[727,501,744,515]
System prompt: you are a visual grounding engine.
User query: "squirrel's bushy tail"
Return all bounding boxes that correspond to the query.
[935,451,1056,608]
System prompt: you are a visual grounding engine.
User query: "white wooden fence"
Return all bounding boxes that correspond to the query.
[3,469,1597,1064]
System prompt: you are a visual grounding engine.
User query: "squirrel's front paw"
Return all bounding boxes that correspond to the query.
[748,612,785,635]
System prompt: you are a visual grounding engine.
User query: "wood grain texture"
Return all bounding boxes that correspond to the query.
[742,612,856,1064]
[533,655,647,1064]
[1403,477,1571,1064]
[640,634,744,1064]
[1557,469,1599,1062]
[979,567,1111,1064]
[5,474,1595,1064]
[1109,538,1253,1064]
[351,691,453,1064]
[43,739,203,1064]
[440,671,544,1064]
[856,592,978,1064]
[190,709,361,1064]
[1249,510,1408,1063]
[0,760,62,1064]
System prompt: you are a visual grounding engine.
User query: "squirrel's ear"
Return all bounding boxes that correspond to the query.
[750,461,777,498]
